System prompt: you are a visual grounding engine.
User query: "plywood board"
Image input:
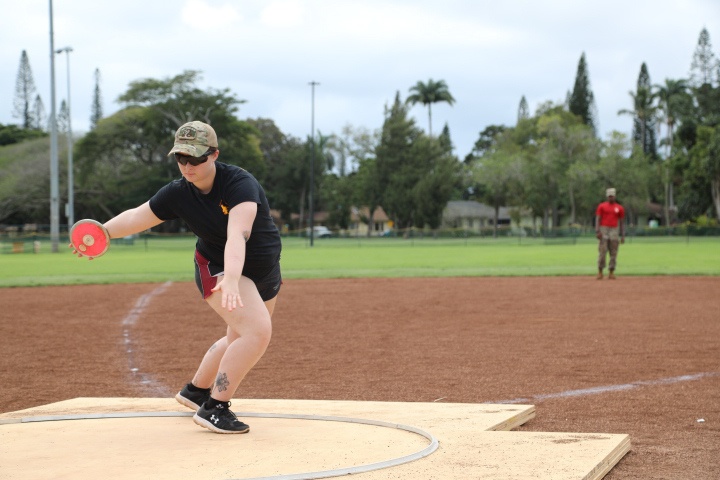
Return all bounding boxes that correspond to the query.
[0,398,629,480]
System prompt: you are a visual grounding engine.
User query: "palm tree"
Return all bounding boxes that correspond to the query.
[406,79,455,136]
[618,86,658,156]
[654,79,688,150]
[653,79,689,224]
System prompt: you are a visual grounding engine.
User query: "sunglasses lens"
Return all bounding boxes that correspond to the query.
[175,153,208,166]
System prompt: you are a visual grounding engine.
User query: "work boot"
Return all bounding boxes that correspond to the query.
[596,270,603,280]
[608,270,616,280]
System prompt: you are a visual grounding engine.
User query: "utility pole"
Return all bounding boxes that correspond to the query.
[48,0,60,252]
[308,81,319,247]
[56,46,74,227]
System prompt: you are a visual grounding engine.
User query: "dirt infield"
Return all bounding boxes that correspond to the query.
[1,276,718,479]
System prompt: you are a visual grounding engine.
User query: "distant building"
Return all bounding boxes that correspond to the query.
[442,201,511,232]
[347,206,392,237]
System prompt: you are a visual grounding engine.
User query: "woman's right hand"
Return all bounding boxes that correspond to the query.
[68,243,94,260]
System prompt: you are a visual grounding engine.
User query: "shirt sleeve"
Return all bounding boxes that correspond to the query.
[224,173,262,210]
[149,183,179,221]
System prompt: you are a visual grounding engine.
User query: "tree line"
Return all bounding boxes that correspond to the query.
[1,28,719,232]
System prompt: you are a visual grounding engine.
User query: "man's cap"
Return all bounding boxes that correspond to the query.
[606,188,617,197]
[168,121,218,157]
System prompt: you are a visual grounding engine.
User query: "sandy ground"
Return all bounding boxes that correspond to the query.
[1,276,718,479]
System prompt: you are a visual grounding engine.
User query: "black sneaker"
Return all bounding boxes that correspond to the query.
[175,383,210,411]
[193,402,250,434]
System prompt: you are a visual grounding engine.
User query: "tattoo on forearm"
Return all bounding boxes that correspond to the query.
[242,230,251,242]
[215,372,230,392]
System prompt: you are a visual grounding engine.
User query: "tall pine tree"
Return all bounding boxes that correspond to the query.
[628,63,658,159]
[90,68,103,129]
[12,50,39,129]
[568,52,597,134]
[438,123,453,153]
[31,94,46,131]
[688,28,720,126]
[689,27,718,87]
[58,100,69,134]
[375,92,422,229]
[517,95,529,123]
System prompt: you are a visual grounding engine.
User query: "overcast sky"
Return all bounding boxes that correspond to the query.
[2,0,719,159]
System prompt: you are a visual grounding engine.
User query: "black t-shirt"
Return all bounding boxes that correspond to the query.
[149,162,281,267]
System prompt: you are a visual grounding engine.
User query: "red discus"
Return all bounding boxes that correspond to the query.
[69,219,110,258]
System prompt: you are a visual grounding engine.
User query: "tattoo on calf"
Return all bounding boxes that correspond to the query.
[215,372,230,392]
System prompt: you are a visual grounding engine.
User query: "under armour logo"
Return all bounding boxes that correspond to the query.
[211,414,219,424]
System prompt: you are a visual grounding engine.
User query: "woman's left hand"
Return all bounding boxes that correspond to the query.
[211,276,244,312]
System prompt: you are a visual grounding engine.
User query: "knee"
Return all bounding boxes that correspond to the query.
[215,336,230,350]
[257,320,273,348]
[247,316,272,350]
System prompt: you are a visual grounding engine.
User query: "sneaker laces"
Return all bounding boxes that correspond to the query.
[215,402,242,423]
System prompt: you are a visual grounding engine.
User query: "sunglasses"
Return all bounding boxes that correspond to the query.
[174,149,213,166]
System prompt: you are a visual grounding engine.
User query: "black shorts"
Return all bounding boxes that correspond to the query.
[194,250,282,302]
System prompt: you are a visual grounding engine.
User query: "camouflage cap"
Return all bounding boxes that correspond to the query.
[168,121,219,157]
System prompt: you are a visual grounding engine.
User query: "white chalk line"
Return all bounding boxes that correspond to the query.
[492,371,720,404]
[121,281,173,396]
[2,411,438,480]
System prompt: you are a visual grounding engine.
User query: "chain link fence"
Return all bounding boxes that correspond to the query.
[3,223,718,254]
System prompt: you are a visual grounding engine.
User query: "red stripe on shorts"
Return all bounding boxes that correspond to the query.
[195,250,218,299]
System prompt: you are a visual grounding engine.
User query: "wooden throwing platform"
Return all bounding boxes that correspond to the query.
[0,398,629,479]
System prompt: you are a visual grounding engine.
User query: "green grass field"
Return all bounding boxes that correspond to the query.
[1,235,718,287]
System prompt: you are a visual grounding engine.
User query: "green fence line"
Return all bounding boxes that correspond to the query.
[3,224,720,255]
[1,232,718,255]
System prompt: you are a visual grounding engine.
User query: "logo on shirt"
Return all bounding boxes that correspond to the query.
[219,200,229,215]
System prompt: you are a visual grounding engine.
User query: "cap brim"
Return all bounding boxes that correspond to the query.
[168,144,206,157]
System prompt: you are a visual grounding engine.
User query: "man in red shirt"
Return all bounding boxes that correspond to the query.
[595,188,625,279]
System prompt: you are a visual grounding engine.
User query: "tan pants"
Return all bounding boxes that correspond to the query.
[598,226,620,271]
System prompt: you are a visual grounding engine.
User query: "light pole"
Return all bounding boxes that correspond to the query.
[308,81,319,247]
[48,0,60,252]
[56,46,74,227]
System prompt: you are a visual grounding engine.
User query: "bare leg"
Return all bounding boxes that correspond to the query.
[189,286,278,390]
[206,276,273,402]
[191,337,229,389]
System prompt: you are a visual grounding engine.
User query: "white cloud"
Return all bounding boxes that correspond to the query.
[181,0,242,29]
[260,0,305,28]
[1,0,719,157]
